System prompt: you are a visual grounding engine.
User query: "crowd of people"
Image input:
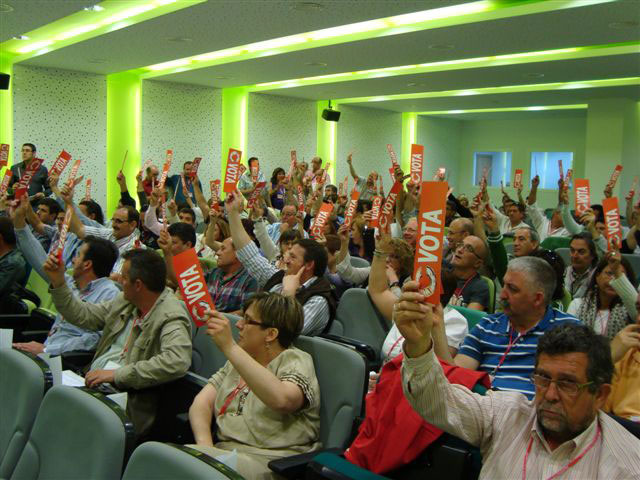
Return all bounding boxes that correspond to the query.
[1,141,639,478]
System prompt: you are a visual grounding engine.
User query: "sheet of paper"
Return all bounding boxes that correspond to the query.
[0,329,13,349]
[38,353,63,385]
[107,392,128,410]
[62,370,86,387]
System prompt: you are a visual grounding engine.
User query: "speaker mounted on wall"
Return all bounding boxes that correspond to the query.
[321,100,341,122]
[0,73,10,90]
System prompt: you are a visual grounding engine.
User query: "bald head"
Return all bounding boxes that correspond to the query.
[447,217,474,252]
[451,234,486,271]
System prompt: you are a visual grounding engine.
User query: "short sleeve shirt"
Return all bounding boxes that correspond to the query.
[447,275,489,310]
[209,347,321,456]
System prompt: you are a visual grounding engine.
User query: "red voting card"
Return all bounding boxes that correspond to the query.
[378,181,402,233]
[310,203,333,238]
[14,157,45,200]
[513,169,523,189]
[386,144,399,167]
[410,144,424,185]
[607,165,623,189]
[574,179,590,217]
[603,197,622,251]
[84,178,92,200]
[56,207,74,262]
[369,195,383,228]
[0,170,12,197]
[50,150,72,177]
[158,150,173,190]
[224,149,242,193]
[0,144,9,168]
[413,181,448,306]
[246,181,267,209]
[173,248,216,326]
[343,190,361,228]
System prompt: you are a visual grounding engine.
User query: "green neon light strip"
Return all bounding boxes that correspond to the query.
[401,113,416,174]
[335,77,640,104]
[0,0,204,63]
[250,42,639,92]
[135,0,616,78]
[417,104,588,115]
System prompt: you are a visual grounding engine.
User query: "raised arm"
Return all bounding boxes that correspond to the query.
[192,174,210,220]
[346,153,359,181]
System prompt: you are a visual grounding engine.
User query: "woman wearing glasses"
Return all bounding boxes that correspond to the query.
[188,292,321,479]
[567,252,638,341]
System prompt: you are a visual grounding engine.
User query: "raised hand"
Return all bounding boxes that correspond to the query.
[158,228,172,254]
[205,310,235,355]
[43,251,66,288]
[394,280,437,358]
[282,266,305,296]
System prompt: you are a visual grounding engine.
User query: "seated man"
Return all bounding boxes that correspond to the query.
[447,235,490,311]
[565,232,598,299]
[13,199,120,354]
[433,257,579,398]
[493,201,528,234]
[266,204,306,245]
[226,191,335,335]
[524,175,569,241]
[42,248,192,437]
[0,217,27,298]
[205,237,258,313]
[396,306,640,478]
[485,205,540,283]
[32,197,61,251]
[443,217,474,265]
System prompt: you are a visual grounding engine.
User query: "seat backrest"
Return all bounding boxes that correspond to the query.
[122,442,242,480]
[10,385,134,480]
[0,350,52,479]
[621,254,640,282]
[504,243,514,256]
[294,336,367,449]
[556,248,570,269]
[190,315,239,378]
[481,276,495,314]
[334,289,389,359]
[349,256,370,268]
[25,269,55,312]
[449,305,487,331]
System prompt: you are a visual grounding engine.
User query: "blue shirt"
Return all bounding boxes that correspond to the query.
[458,307,580,399]
[15,225,120,355]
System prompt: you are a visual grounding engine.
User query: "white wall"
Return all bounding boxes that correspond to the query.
[247,92,316,182]
[141,80,220,183]
[336,104,402,191]
[417,116,463,189]
[13,65,107,205]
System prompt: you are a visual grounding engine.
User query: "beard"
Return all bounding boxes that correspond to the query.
[536,401,594,445]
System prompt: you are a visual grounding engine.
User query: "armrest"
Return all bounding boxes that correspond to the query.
[320,333,379,370]
[268,448,343,479]
[28,308,56,331]
[61,350,96,373]
[20,330,50,343]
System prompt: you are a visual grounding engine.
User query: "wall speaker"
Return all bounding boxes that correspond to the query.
[322,107,341,122]
[0,73,9,90]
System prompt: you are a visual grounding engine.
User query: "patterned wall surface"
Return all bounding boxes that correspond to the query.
[13,65,107,206]
[336,104,402,191]
[417,116,463,190]
[141,80,221,184]
[247,92,316,182]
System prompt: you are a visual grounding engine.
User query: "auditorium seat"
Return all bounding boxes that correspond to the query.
[0,350,52,479]
[269,336,368,478]
[190,314,239,378]
[122,442,242,480]
[9,385,134,480]
[24,269,55,313]
[349,256,370,268]
[324,288,389,367]
[555,248,570,268]
[450,305,486,330]
[481,276,495,313]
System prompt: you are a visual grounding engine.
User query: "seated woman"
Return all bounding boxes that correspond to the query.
[188,292,321,479]
[567,251,638,340]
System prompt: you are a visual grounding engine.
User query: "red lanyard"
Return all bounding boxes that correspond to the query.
[492,329,521,375]
[454,273,478,297]
[218,382,248,416]
[386,335,404,363]
[522,424,601,480]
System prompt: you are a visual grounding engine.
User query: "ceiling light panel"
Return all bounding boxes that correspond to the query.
[0,0,204,61]
[136,0,617,78]
[249,42,638,91]
[334,77,640,104]
[417,104,589,115]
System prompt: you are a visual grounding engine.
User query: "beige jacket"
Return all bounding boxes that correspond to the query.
[50,284,192,435]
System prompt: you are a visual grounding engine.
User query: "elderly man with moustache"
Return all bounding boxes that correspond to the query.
[395,291,640,478]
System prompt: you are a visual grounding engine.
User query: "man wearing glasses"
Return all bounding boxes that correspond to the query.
[9,143,51,203]
[428,257,579,398]
[395,299,640,478]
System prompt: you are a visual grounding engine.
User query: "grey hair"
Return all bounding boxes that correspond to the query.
[515,226,539,245]
[507,256,556,305]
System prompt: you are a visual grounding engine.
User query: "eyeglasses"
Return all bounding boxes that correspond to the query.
[457,243,481,259]
[240,317,271,329]
[530,374,593,397]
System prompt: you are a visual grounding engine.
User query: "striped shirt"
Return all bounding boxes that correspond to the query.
[236,242,329,335]
[83,226,144,274]
[402,348,640,479]
[458,308,579,398]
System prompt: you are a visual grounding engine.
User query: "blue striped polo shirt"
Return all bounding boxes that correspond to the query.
[458,307,580,399]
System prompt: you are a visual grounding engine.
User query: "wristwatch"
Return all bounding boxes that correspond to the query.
[389,281,400,288]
